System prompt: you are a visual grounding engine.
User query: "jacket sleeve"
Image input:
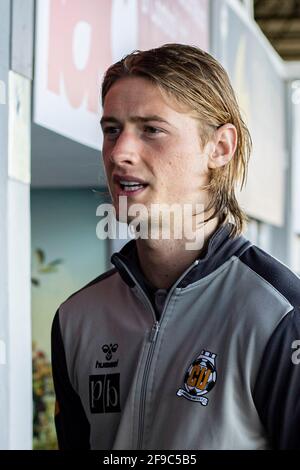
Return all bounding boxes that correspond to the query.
[253,307,300,449]
[51,310,91,449]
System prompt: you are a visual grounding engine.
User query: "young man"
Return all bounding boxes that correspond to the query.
[51,43,300,450]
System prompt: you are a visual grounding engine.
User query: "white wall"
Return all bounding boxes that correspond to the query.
[7,180,32,449]
[0,0,10,451]
[0,0,33,450]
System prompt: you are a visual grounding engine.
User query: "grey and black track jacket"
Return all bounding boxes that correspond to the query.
[51,223,300,450]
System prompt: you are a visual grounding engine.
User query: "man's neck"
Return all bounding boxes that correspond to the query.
[135,217,220,290]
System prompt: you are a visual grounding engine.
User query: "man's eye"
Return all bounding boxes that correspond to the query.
[144,126,162,134]
[103,127,120,135]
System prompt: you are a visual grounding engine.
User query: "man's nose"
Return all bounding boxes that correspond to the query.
[109,131,141,166]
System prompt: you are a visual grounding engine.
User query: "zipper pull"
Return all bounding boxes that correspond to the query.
[149,321,159,342]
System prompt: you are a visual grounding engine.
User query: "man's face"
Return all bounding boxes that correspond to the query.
[101,76,211,223]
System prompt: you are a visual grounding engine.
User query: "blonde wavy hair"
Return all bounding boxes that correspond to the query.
[101,43,252,237]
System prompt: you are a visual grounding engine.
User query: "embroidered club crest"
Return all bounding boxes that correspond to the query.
[176,349,217,406]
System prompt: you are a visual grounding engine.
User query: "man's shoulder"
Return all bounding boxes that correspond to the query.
[59,267,118,312]
[239,244,300,307]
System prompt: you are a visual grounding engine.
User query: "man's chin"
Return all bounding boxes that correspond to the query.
[115,211,128,224]
[116,213,149,225]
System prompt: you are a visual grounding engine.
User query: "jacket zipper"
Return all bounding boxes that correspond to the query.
[136,320,159,449]
[114,256,199,449]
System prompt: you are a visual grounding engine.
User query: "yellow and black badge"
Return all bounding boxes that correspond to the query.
[176,349,217,406]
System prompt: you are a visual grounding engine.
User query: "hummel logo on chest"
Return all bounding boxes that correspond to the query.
[95,343,119,369]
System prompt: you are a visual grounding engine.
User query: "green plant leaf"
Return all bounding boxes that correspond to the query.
[35,249,45,265]
[31,278,40,286]
[48,259,63,267]
[39,266,58,273]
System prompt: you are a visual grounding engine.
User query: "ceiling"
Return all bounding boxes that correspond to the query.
[254,0,300,60]
[31,123,106,189]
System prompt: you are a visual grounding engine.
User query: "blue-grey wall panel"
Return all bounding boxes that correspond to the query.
[0,0,10,69]
[11,0,34,79]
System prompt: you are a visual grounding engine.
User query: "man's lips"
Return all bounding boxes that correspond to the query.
[112,174,149,196]
[112,174,148,185]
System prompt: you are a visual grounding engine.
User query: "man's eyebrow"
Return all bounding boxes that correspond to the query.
[100,115,172,127]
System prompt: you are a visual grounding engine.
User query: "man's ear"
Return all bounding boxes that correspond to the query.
[208,124,237,169]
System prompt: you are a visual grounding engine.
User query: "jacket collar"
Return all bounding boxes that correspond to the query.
[111,222,252,292]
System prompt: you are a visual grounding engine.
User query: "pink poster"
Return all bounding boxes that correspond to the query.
[138,0,209,51]
[34,0,209,148]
